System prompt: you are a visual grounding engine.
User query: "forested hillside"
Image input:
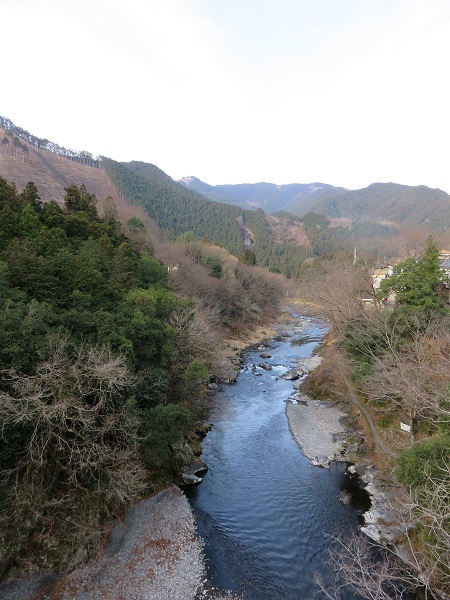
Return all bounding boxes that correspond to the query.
[0,177,189,572]
[297,239,450,596]
[103,158,313,275]
[301,212,401,259]
[0,175,292,575]
[311,182,450,231]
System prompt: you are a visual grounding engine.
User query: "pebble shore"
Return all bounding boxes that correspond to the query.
[0,487,206,600]
[285,355,352,467]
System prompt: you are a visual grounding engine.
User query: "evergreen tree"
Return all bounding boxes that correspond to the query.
[380,236,447,313]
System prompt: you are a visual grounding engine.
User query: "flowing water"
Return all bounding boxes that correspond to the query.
[186,316,370,599]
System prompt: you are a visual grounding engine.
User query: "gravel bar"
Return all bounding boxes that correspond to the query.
[0,486,205,600]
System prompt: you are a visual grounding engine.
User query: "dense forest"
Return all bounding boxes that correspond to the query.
[102,158,313,276]
[311,182,450,232]
[301,212,399,259]
[0,176,286,575]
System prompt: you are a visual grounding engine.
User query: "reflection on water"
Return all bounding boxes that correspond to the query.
[187,320,369,599]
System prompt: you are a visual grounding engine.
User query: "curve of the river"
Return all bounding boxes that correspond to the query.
[186,316,370,599]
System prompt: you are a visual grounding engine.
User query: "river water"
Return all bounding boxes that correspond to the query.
[186,316,370,599]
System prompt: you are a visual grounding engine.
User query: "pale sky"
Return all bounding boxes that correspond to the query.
[2,0,450,192]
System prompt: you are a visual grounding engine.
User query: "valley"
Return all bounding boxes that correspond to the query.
[0,116,449,600]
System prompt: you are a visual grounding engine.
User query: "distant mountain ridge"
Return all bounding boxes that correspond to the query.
[179,176,450,232]
[3,114,450,272]
[179,176,345,214]
[310,182,450,230]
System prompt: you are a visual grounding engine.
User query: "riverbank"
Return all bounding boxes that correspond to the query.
[0,487,206,600]
[283,320,409,547]
[0,304,388,600]
[0,309,299,600]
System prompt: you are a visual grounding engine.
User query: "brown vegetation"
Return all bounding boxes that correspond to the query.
[266,214,310,246]
[0,126,122,207]
[0,337,145,572]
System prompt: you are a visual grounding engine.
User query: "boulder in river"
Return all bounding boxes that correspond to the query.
[258,362,272,371]
[181,472,203,485]
[284,369,300,380]
[259,352,272,359]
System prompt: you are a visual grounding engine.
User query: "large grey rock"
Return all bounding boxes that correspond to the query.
[284,369,300,380]
[258,362,272,371]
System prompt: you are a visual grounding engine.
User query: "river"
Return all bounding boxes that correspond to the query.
[185,315,370,599]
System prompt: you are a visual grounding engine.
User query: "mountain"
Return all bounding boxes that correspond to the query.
[179,176,345,214]
[0,122,121,207]
[307,182,450,232]
[180,176,450,233]
[5,115,449,271]
[103,158,312,275]
[0,118,312,276]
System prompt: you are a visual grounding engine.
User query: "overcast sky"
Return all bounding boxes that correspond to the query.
[3,0,450,192]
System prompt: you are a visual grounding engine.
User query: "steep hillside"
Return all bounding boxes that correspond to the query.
[179,176,345,214]
[0,126,121,206]
[104,158,312,275]
[311,182,450,231]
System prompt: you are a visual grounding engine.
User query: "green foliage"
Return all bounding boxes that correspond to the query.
[397,434,450,489]
[349,360,372,388]
[183,360,210,390]
[0,177,210,572]
[64,183,98,217]
[138,252,169,285]
[241,248,257,265]
[140,404,195,468]
[204,254,223,278]
[127,216,146,233]
[302,212,352,256]
[380,236,447,313]
[378,416,393,429]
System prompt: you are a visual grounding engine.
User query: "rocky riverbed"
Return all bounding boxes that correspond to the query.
[0,306,404,599]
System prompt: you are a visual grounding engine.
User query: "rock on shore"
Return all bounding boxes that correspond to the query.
[285,353,359,467]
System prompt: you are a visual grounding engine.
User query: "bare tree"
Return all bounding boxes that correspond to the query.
[364,319,450,429]
[297,258,374,333]
[0,337,145,571]
[168,301,221,369]
[404,458,450,592]
[317,533,439,600]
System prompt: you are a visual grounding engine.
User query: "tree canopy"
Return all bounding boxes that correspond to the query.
[380,236,447,313]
